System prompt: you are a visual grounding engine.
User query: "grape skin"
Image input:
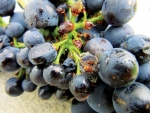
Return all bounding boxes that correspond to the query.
[30,65,47,86]
[113,82,150,113]
[0,0,16,16]
[24,0,59,28]
[0,47,20,72]
[102,0,137,26]
[5,77,24,97]
[23,28,45,49]
[98,48,139,88]
[104,24,134,48]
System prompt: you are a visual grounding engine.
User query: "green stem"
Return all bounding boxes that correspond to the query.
[70,46,81,55]
[72,50,81,75]
[17,68,26,80]
[72,30,78,39]
[13,37,25,48]
[68,8,72,21]
[83,11,87,20]
[17,0,27,9]
[53,45,66,64]
[67,46,81,75]
[51,26,60,38]
[74,12,104,30]
[88,12,104,23]
[39,28,50,38]
[53,38,69,50]
[66,0,75,6]
[0,17,7,27]
[71,15,77,23]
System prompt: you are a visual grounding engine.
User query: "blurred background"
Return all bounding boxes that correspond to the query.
[0,0,150,113]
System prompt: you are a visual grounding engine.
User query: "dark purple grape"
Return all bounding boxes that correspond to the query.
[43,64,67,87]
[145,82,150,89]
[0,0,16,16]
[30,65,47,86]
[104,24,134,48]
[38,85,54,100]
[10,11,27,29]
[87,81,114,113]
[0,35,10,49]
[80,52,100,84]
[28,42,57,65]
[49,0,66,6]
[23,28,45,48]
[102,0,137,26]
[85,0,105,12]
[24,0,59,28]
[69,74,91,101]
[0,46,20,72]
[5,77,24,97]
[84,37,113,58]
[0,27,5,35]
[62,58,76,73]
[80,52,98,74]
[16,47,33,68]
[136,62,150,86]
[22,78,37,92]
[113,82,150,113]
[71,99,97,113]
[5,22,25,38]
[55,89,73,102]
[98,48,139,88]
[57,73,73,89]
[120,34,150,64]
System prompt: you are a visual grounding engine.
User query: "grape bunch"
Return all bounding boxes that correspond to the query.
[0,0,150,113]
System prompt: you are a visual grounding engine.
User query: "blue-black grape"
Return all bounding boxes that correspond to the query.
[5,77,24,97]
[30,65,47,86]
[23,28,45,48]
[84,37,113,58]
[136,62,150,86]
[24,0,59,28]
[0,35,10,49]
[5,22,25,38]
[55,88,73,102]
[0,46,20,72]
[62,58,76,73]
[102,0,137,26]
[0,0,16,16]
[85,0,105,12]
[98,48,139,88]
[69,74,91,101]
[120,34,150,65]
[43,64,70,89]
[16,47,33,68]
[28,42,57,65]
[71,99,97,113]
[113,82,150,113]
[0,27,5,36]
[38,85,54,100]
[80,52,100,84]
[87,81,114,113]
[10,11,27,29]
[22,78,37,92]
[104,24,134,48]
[145,82,150,89]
